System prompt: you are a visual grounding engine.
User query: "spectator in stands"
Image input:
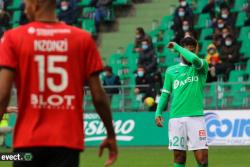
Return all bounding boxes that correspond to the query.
[134,66,150,95]
[220,34,240,79]
[58,0,78,25]
[0,1,10,37]
[219,5,235,28]
[172,7,193,32]
[174,0,193,20]
[90,0,113,32]
[213,34,223,50]
[134,27,152,52]
[137,38,157,74]
[173,19,196,44]
[206,44,221,82]
[213,18,233,45]
[202,0,216,20]
[102,66,121,100]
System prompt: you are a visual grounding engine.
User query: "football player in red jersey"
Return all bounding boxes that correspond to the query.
[0,0,118,167]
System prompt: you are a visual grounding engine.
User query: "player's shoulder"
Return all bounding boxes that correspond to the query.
[166,64,182,74]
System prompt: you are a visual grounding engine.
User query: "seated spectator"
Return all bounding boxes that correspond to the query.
[174,0,193,20]
[213,18,233,45]
[219,4,235,28]
[90,0,112,32]
[213,34,223,50]
[102,66,121,100]
[173,19,196,44]
[206,44,221,82]
[137,39,157,74]
[134,66,150,95]
[172,7,193,32]
[58,0,78,25]
[202,0,216,20]
[134,27,152,52]
[220,34,240,79]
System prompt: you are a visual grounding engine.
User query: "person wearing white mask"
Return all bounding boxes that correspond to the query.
[58,0,78,25]
[219,5,235,28]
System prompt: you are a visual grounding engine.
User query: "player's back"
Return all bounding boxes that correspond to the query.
[166,61,208,118]
[0,21,103,150]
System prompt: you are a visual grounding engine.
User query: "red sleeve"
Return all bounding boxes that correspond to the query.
[0,31,17,69]
[84,35,103,80]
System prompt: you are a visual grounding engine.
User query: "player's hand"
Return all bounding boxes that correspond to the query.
[99,138,118,167]
[155,116,163,127]
[167,42,176,49]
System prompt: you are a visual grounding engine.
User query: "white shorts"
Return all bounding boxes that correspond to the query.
[168,116,208,151]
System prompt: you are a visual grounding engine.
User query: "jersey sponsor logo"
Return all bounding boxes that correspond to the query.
[205,112,250,144]
[84,114,135,142]
[34,39,68,52]
[173,76,199,89]
[27,27,71,36]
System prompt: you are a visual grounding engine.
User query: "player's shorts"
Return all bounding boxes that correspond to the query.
[168,116,208,151]
[13,147,80,167]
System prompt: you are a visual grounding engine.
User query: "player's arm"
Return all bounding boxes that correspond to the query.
[88,73,118,167]
[155,71,172,127]
[0,68,15,121]
[168,42,204,69]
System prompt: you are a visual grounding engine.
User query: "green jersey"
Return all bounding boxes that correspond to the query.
[155,43,208,119]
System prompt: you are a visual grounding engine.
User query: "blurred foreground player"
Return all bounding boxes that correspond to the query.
[155,37,208,167]
[0,0,118,167]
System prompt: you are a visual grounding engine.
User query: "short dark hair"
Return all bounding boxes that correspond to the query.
[136,27,145,35]
[180,37,198,48]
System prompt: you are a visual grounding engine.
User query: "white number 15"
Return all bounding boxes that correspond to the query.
[35,55,68,93]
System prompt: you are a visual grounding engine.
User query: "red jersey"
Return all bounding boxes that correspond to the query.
[0,22,103,150]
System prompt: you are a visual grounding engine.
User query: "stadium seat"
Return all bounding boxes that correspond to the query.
[231,0,248,12]
[81,19,97,35]
[7,0,22,11]
[9,11,21,26]
[193,0,208,14]
[236,12,248,27]
[199,40,212,57]
[199,28,213,42]
[111,94,123,111]
[159,15,173,30]
[240,40,250,59]
[194,13,211,29]
[77,0,91,7]
[238,26,250,42]
[113,0,132,6]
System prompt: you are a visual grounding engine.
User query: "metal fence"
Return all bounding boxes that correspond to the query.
[84,82,250,112]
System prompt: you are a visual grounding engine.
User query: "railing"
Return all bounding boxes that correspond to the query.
[8,82,250,112]
[84,82,250,112]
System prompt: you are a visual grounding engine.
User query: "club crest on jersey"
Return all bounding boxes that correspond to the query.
[173,76,198,89]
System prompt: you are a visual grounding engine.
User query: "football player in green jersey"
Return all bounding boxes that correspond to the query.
[155,37,208,167]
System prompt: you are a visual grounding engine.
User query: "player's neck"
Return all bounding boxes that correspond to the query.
[35,12,58,23]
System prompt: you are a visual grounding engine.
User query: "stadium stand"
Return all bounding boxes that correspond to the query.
[1,0,250,111]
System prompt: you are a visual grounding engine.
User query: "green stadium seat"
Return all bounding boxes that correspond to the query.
[199,28,213,42]
[231,0,248,12]
[77,0,91,7]
[111,94,123,111]
[199,40,212,57]
[228,70,246,82]
[245,60,250,74]
[104,7,116,22]
[7,0,22,11]
[10,11,21,26]
[238,26,250,42]
[81,19,96,35]
[204,83,217,109]
[159,15,173,30]
[113,0,132,6]
[236,12,248,27]
[193,0,208,14]
[239,40,250,59]
[155,29,174,47]
[194,13,211,29]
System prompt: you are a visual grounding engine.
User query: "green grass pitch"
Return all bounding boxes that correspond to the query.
[1,146,250,167]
